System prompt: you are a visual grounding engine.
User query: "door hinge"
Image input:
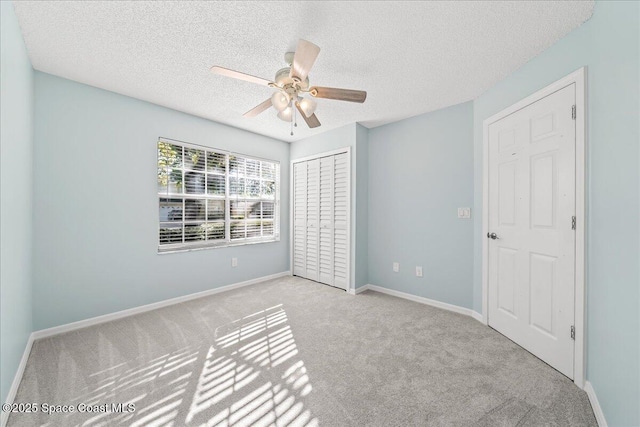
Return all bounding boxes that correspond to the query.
[571,216,576,230]
[571,105,576,120]
[570,326,575,340]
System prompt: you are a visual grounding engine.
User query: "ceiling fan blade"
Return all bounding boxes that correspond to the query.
[210,66,273,86]
[309,86,367,103]
[243,98,272,118]
[295,102,321,128]
[289,39,320,82]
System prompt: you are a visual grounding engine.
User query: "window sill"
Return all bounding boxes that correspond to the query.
[157,237,280,255]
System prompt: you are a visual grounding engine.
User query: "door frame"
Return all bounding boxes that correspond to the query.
[290,147,352,292]
[481,67,587,388]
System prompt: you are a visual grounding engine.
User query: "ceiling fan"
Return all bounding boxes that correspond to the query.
[211,39,367,134]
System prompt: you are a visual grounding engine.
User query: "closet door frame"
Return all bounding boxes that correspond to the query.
[290,147,351,291]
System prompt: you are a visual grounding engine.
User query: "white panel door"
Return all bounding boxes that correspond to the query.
[488,84,576,378]
[292,151,349,291]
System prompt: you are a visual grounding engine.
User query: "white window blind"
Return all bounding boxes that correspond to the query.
[157,138,280,253]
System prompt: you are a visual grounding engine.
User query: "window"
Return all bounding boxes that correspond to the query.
[157,138,280,252]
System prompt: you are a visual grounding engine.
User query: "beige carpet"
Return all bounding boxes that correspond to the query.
[8,276,596,426]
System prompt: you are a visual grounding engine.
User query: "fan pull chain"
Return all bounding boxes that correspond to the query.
[290,99,295,136]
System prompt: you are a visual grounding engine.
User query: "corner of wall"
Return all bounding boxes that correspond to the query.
[355,123,369,287]
[471,98,484,314]
[1,0,35,405]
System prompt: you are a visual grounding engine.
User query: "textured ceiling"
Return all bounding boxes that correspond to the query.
[12,1,593,142]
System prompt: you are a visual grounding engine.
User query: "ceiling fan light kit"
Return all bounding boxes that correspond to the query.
[298,97,317,118]
[211,39,367,136]
[271,91,290,112]
[277,107,293,122]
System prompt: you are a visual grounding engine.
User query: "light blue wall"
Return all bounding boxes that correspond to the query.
[290,124,369,288]
[472,2,639,425]
[32,72,291,330]
[368,102,474,308]
[0,2,34,403]
[290,124,356,160]
[355,124,369,288]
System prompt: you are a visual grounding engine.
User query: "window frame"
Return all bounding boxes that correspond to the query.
[157,137,280,254]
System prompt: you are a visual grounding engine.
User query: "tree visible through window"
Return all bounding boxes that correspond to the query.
[157,139,279,252]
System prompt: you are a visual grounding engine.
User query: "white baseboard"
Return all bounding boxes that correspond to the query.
[348,285,371,295]
[585,381,607,427]
[1,334,34,427]
[32,271,291,340]
[355,285,371,294]
[363,284,479,319]
[352,285,485,325]
[470,310,484,323]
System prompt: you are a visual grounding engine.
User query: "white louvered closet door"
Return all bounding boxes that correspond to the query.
[293,162,307,278]
[293,151,349,290]
[318,156,335,286]
[305,159,320,282]
[332,153,349,290]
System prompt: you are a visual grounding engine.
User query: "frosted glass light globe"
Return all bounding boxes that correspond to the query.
[271,92,290,112]
[298,97,317,118]
[277,106,293,122]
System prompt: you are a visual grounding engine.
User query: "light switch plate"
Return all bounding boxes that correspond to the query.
[232,257,238,267]
[416,266,423,277]
[393,262,399,273]
[458,207,471,219]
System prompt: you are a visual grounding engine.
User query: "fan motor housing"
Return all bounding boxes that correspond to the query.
[274,67,309,92]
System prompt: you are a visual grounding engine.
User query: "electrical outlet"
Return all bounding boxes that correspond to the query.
[232,257,238,267]
[393,262,399,273]
[416,266,423,277]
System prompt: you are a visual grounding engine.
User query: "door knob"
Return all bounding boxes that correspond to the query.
[487,232,499,240]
